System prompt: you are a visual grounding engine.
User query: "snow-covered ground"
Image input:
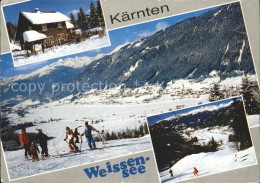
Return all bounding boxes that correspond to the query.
[2,72,259,180]
[160,126,257,183]
[12,35,110,67]
[5,135,152,180]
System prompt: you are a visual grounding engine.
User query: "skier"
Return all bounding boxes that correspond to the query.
[19,128,31,159]
[74,126,81,144]
[64,127,79,152]
[100,130,107,144]
[169,169,174,177]
[193,167,198,176]
[234,154,240,162]
[30,142,40,162]
[81,122,99,150]
[38,129,49,157]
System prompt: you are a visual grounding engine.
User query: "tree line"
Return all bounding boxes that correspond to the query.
[209,74,260,115]
[94,123,149,142]
[70,0,105,31]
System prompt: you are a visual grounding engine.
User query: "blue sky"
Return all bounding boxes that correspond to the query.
[3,0,96,24]
[146,96,242,125]
[1,2,220,77]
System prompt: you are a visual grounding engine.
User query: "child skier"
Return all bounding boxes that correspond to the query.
[193,167,198,176]
[30,142,40,162]
[100,130,107,144]
[64,127,79,152]
[74,126,81,144]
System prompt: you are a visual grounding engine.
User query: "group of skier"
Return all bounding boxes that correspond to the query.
[19,128,49,161]
[19,121,104,161]
[169,167,198,178]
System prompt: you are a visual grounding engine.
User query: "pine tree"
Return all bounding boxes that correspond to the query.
[78,7,89,31]
[70,12,77,27]
[6,22,17,41]
[96,0,105,26]
[144,123,149,134]
[230,98,252,150]
[105,132,111,140]
[209,83,225,102]
[122,131,127,138]
[139,124,144,136]
[110,131,118,140]
[240,74,260,115]
[89,2,99,28]
[134,128,140,138]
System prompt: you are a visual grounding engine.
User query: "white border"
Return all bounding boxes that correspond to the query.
[1,0,112,67]
[1,0,259,182]
[146,95,259,183]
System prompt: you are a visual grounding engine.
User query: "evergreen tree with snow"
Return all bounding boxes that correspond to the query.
[96,0,105,26]
[209,83,225,102]
[240,74,260,115]
[70,12,77,27]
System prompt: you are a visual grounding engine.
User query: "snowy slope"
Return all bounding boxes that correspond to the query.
[5,135,152,180]
[160,126,257,183]
[12,36,110,67]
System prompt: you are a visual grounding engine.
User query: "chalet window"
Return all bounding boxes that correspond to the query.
[42,24,47,32]
[28,26,32,30]
[57,22,62,29]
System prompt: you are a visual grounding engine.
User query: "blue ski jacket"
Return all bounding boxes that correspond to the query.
[84,125,97,137]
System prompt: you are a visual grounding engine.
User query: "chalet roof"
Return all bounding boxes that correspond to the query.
[65,21,74,29]
[23,30,47,42]
[21,10,70,25]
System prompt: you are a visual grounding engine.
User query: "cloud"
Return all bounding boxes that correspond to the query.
[137,21,170,38]
[69,9,80,16]
[138,30,154,37]
[155,22,170,32]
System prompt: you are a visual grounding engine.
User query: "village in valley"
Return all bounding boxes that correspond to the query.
[6,0,109,66]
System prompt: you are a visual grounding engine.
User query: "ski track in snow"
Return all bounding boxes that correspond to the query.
[160,126,257,183]
[5,136,152,180]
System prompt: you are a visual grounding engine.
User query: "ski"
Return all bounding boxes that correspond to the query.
[239,154,249,159]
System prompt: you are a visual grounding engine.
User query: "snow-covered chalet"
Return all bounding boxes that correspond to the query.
[15,8,74,49]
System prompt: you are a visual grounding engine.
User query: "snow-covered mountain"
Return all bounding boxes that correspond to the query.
[1,2,256,105]
[79,3,254,87]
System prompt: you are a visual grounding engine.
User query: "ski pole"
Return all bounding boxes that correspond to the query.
[80,136,83,151]
[53,141,60,155]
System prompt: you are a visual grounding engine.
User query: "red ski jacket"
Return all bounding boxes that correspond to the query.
[19,132,31,146]
[30,145,39,155]
[65,130,75,140]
